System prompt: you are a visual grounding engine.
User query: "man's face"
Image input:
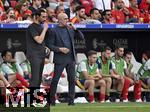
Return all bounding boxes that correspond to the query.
[78,8,86,19]
[39,12,47,23]
[104,50,111,59]
[35,0,41,7]
[125,54,132,63]
[104,11,112,20]
[47,8,55,17]
[130,0,138,8]
[88,54,97,64]
[91,10,101,20]
[116,0,124,9]
[60,14,69,26]
[57,6,65,14]
[3,52,12,62]
[21,3,28,12]
[117,48,124,57]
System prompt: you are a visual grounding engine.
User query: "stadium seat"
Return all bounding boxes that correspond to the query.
[130,53,142,74]
[77,53,87,64]
[14,52,26,64]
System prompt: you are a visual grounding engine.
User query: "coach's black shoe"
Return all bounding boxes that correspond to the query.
[50,102,56,106]
[68,102,75,106]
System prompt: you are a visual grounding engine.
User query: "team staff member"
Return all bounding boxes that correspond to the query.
[26,8,49,87]
[46,12,84,106]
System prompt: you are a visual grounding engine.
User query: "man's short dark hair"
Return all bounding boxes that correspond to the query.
[115,46,125,50]
[1,50,11,58]
[104,46,112,52]
[101,46,112,52]
[102,10,111,16]
[32,8,46,17]
[125,51,132,56]
[75,5,84,12]
[90,8,99,15]
[87,50,97,57]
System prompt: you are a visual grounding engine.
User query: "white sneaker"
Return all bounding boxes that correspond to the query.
[55,100,60,103]
[115,99,120,102]
[136,99,142,103]
[100,100,105,103]
[105,100,111,103]
[79,97,88,103]
[123,99,129,103]
[90,100,95,103]
[74,97,88,103]
[74,97,80,103]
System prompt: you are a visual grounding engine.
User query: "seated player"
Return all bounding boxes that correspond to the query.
[1,50,29,88]
[136,51,150,102]
[124,51,142,102]
[111,47,126,102]
[97,47,114,102]
[77,50,106,103]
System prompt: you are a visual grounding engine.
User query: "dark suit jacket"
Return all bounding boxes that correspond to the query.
[45,25,84,64]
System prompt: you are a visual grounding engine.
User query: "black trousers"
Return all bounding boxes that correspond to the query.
[28,56,45,87]
[50,62,75,103]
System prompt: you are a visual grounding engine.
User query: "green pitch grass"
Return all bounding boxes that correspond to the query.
[50,102,150,112]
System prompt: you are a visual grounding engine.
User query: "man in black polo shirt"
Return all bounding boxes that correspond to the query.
[26,8,49,87]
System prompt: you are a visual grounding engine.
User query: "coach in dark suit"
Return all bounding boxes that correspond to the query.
[45,12,84,106]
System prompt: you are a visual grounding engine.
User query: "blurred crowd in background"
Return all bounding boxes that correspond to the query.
[0,0,150,24]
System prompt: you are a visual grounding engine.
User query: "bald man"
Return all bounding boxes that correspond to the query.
[45,13,84,106]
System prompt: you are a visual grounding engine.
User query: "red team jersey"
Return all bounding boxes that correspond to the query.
[128,7,144,19]
[139,0,150,23]
[111,10,125,24]
[139,0,150,12]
